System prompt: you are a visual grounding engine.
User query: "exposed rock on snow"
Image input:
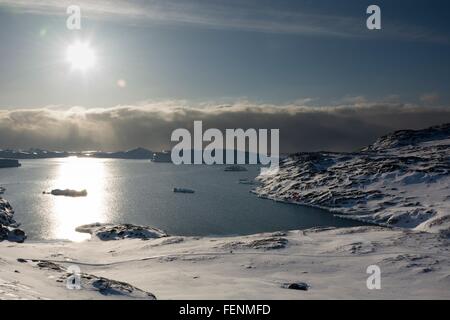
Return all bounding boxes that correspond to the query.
[0,198,26,243]
[75,223,168,241]
[254,123,450,233]
[28,259,156,299]
[90,278,155,298]
[283,282,310,291]
[222,236,288,250]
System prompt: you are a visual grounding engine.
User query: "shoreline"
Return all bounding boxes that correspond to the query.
[251,192,392,229]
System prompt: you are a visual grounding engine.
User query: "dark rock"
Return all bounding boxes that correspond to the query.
[0,225,26,243]
[37,261,65,272]
[89,277,156,299]
[284,282,310,291]
[30,260,157,299]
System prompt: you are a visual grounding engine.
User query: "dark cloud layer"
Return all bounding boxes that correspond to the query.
[1,101,450,153]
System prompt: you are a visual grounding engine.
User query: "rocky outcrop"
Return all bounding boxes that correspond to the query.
[0,226,26,243]
[91,147,154,159]
[29,259,157,299]
[254,123,450,233]
[75,223,168,241]
[0,197,27,243]
[0,198,17,226]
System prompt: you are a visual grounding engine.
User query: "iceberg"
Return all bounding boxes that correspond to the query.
[45,189,88,197]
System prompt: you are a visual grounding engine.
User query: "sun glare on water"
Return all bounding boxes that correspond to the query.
[50,157,107,241]
[66,41,96,72]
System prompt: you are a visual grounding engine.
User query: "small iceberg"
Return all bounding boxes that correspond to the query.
[44,189,88,197]
[173,188,195,194]
[238,179,255,185]
[224,165,247,172]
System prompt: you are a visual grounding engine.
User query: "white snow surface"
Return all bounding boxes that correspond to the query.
[0,227,449,299]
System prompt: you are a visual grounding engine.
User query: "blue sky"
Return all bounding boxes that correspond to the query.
[0,0,449,108]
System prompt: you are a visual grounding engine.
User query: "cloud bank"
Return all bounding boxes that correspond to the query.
[1,101,450,153]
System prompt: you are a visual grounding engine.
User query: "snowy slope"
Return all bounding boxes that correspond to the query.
[254,124,450,233]
[0,226,449,299]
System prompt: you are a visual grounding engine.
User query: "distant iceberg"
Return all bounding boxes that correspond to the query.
[224,165,247,172]
[173,188,195,194]
[238,179,255,185]
[44,189,88,197]
[152,151,172,163]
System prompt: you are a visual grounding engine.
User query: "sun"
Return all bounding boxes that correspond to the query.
[66,41,96,71]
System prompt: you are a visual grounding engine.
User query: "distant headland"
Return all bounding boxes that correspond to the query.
[0,159,21,168]
[0,147,154,160]
[0,148,269,164]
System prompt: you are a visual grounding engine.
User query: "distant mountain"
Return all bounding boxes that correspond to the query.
[90,148,153,159]
[152,149,276,164]
[168,149,269,164]
[0,148,154,160]
[0,146,276,163]
[0,148,68,159]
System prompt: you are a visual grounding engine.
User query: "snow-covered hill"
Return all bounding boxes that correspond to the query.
[254,124,450,233]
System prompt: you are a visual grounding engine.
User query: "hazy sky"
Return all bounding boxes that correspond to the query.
[0,0,449,151]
